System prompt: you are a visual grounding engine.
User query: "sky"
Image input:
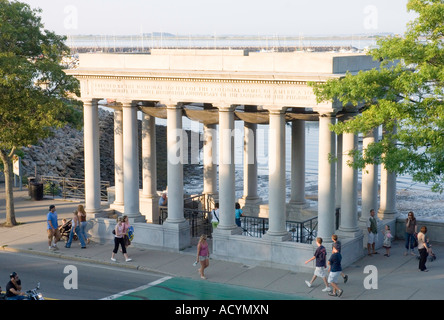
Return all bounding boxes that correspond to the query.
[20,0,416,37]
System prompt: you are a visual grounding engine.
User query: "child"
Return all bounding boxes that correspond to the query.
[331,234,348,283]
[327,244,343,297]
[304,237,331,292]
[383,225,392,257]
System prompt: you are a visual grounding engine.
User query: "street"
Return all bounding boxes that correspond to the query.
[0,251,163,300]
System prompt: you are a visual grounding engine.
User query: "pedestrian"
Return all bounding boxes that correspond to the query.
[304,237,331,292]
[331,234,348,283]
[327,244,343,297]
[211,202,220,230]
[383,225,392,257]
[65,210,86,249]
[235,202,243,227]
[367,209,379,256]
[111,216,132,262]
[47,205,61,251]
[122,215,131,249]
[77,204,90,245]
[417,226,429,272]
[196,234,210,279]
[159,192,168,206]
[405,211,417,256]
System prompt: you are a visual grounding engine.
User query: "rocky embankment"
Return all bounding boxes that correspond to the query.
[20,109,203,191]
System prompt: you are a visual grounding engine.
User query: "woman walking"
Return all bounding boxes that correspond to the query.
[77,204,90,245]
[111,216,132,262]
[196,235,210,279]
[405,211,417,256]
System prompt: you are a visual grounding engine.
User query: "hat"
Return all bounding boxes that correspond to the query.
[49,205,55,210]
[10,272,17,278]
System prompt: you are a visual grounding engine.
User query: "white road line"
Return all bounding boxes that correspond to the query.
[100,276,172,300]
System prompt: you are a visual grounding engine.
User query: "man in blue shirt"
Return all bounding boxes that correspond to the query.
[327,244,343,297]
[47,205,61,251]
[304,237,331,292]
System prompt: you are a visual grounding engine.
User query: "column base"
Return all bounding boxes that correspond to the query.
[140,195,160,224]
[126,215,147,224]
[162,219,191,250]
[336,227,363,239]
[378,209,399,220]
[263,231,291,242]
[213,225,242,236]
[238,197,262,217]
[109,203,124,215]
[86,209,107,219]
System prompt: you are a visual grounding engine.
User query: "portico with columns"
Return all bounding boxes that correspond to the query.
[67,49,398,271]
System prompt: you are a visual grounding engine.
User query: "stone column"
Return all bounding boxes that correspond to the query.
[83,99,102,217]
[360,128,379,223]
[379,124,398,219]
[140,112,159,223]
[317,113,336,242]
[337,129,362,237]
[239,121,262,215]
[164,103,186,224]
[203,123,218,200]
[122,101,145,223]
[215,105,240,234]
[263,109,290,241]
[161,103,190,250]
[288,119,308,219]
[110,107,124,213]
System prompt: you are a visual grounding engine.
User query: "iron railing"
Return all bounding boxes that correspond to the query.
[39,176,110,201]
[159,202,318,244]
[240,215,318,244]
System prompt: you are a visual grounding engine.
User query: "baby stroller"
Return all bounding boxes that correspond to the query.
[426,240,437,262]
[59,219,78,242]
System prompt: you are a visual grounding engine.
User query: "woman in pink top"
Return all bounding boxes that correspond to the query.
[196,234,210,279]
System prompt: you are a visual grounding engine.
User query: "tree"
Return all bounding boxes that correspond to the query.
[0,0,81,226]
[310,0,444,193]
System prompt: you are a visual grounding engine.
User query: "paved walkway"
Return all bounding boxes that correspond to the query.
[1,184,443,300]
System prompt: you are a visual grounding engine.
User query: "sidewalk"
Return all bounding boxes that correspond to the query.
[1,185,443,300]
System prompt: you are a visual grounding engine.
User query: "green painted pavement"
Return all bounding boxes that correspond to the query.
[115,277,309,300]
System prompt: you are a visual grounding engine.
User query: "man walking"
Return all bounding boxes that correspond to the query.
[304,237,331,292]
[47,205,61,251]
[367,209,379,256]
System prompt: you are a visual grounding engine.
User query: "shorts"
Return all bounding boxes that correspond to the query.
[328,271,341,284]
[314,267,326,278]
[368,232,377,244]
[47,228,61,241]
[199,256,208,262]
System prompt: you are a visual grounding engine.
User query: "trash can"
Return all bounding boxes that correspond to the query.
[27,177,35,197]
[30,182,44,201]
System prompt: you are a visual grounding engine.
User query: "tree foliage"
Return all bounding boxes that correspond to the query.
[0,0,81,225]
[310,0,444,193]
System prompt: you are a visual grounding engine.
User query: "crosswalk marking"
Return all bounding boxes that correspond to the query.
[100,276,173,300]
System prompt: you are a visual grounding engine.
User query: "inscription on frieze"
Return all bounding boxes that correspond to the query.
[88,78,328,107]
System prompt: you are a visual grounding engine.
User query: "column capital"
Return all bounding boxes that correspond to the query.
[216,104,236,112]
[262,106,287,114]
[159,101,184,109]
[318,111,337,118]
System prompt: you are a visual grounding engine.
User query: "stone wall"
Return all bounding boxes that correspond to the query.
[19,108,202,192]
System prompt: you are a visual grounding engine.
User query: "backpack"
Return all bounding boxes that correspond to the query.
[127,226,135,241]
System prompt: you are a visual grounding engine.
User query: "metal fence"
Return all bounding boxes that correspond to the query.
[39,176,110,201]
[159,204,318,244]
[240,215,318,244]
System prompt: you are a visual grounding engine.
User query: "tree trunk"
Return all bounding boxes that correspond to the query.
[0,149,17,226]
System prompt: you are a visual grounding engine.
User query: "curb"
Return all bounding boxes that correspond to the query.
[0,246,175,278]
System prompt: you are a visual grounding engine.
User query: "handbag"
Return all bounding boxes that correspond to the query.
[413,233,418,248]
